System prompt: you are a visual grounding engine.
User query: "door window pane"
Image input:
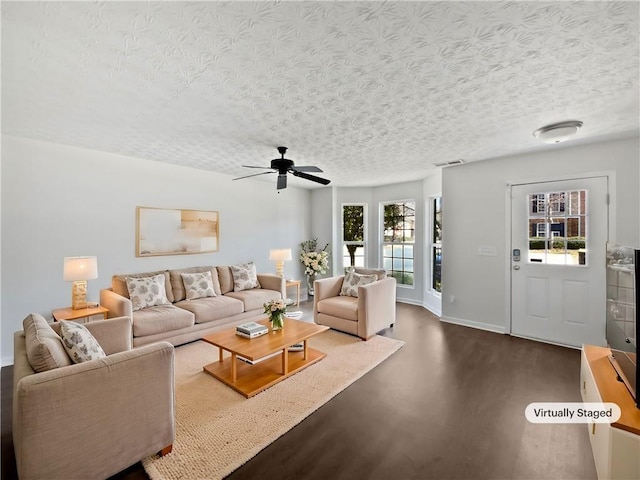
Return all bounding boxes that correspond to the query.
[527,190,587,266]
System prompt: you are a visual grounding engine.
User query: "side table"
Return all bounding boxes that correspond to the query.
[52,305,109,322]
[285,280,301,306]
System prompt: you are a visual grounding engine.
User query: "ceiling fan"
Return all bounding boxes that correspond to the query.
[233,146,331,190]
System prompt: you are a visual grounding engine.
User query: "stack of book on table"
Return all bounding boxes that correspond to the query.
[235,322,268,339]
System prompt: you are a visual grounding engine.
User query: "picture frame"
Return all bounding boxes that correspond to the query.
[136,207,219,257]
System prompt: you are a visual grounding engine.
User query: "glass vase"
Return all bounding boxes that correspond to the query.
[306,273,317,296]
[271,312,284,331]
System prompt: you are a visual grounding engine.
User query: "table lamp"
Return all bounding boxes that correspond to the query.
[269,249,292,277]
[63,256,98,309]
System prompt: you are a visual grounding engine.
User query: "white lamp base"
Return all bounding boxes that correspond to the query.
[275,261,285,277]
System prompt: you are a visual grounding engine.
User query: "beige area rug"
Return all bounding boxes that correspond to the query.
[142,330,404,480]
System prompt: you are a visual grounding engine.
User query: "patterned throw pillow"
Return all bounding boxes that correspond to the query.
[340,268,378,297]
[60,321,106,363]
[126,273,171,311]
[181,271,216,300]
[230,262,261,292]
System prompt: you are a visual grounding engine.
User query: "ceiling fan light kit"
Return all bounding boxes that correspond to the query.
[533,120,583,144]
[233,147,331,190]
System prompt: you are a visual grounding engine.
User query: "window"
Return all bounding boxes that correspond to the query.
[528,190,587,265]
[342,204,366,269]
[382,201,415,286]
[431,197,442,293]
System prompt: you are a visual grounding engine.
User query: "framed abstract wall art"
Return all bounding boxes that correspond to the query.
[136,207,219,257]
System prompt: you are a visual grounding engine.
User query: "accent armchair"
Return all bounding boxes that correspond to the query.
[13,315,175,480]
[314,268,396,340]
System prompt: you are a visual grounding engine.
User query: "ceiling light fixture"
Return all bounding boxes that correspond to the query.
[533,120,583,144]
[433,159,465,167]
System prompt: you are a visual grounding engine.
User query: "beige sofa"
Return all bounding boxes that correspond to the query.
[314,268,396,340]
[13,315,174,480]
[100,265,285,347]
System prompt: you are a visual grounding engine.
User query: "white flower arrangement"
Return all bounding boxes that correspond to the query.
[300,239,330,276]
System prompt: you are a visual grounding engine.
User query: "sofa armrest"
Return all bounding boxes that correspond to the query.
[50,316,133,355]
[100,288,133,319]
[13,341,175,480]
[257,273,286,299]
[357,277,397,339]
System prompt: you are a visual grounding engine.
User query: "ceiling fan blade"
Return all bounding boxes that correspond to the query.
[291,170,331,185]
[232,171,275,181]
[277,174,287,190]
[291,166,323,173]
[242,165,273,169]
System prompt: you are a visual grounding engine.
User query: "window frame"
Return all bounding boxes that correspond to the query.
[429,196,442,295]
[381,199,416,287]
[341,203,367,271]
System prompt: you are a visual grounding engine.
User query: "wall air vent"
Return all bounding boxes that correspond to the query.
[433,159,465,167]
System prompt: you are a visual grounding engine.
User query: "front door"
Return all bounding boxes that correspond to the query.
[510,177,609,347]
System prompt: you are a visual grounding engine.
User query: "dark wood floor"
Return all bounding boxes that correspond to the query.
[2,302,596,480]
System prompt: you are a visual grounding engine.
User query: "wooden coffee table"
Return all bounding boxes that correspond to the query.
[202,318,329,398]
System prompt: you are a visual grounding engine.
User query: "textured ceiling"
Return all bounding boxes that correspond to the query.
[2,1,639,188]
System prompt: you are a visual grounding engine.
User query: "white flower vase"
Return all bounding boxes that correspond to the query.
[306,273,317,297]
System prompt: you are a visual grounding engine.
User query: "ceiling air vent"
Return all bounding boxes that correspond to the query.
[433,159,465,167]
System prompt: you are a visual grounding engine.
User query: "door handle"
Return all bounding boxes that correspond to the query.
[513,265,520,270]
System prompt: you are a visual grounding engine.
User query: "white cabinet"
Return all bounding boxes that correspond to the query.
[581,346,640,480]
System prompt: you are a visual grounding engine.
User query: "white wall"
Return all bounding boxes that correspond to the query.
[1,136,311,365]
[441,136,640,333]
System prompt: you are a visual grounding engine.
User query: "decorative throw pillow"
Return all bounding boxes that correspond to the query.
[340,268,378,297]
[126,273,171,311]
[181,271,216,300]
[59,321,106,363]
[230,262,261,292]
[23,313,73,372]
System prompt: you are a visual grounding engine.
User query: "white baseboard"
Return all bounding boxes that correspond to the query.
[439,315,506,334]
[396,297,423,306]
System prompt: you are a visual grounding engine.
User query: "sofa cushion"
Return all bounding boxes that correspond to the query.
[169,266,221,300]
[23,313,72,372]
[340,269,378,297]
[216,266,234,294]
[112,270,174,303]
[317,296,359,321]
[175,296,244,324]
[59,321,106,363]
[126,274,172,311]
[132,304,195,337]
[225,289,281,312]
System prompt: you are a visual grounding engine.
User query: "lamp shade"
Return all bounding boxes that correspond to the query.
[269,249,292,262]
[63,256,98,281]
